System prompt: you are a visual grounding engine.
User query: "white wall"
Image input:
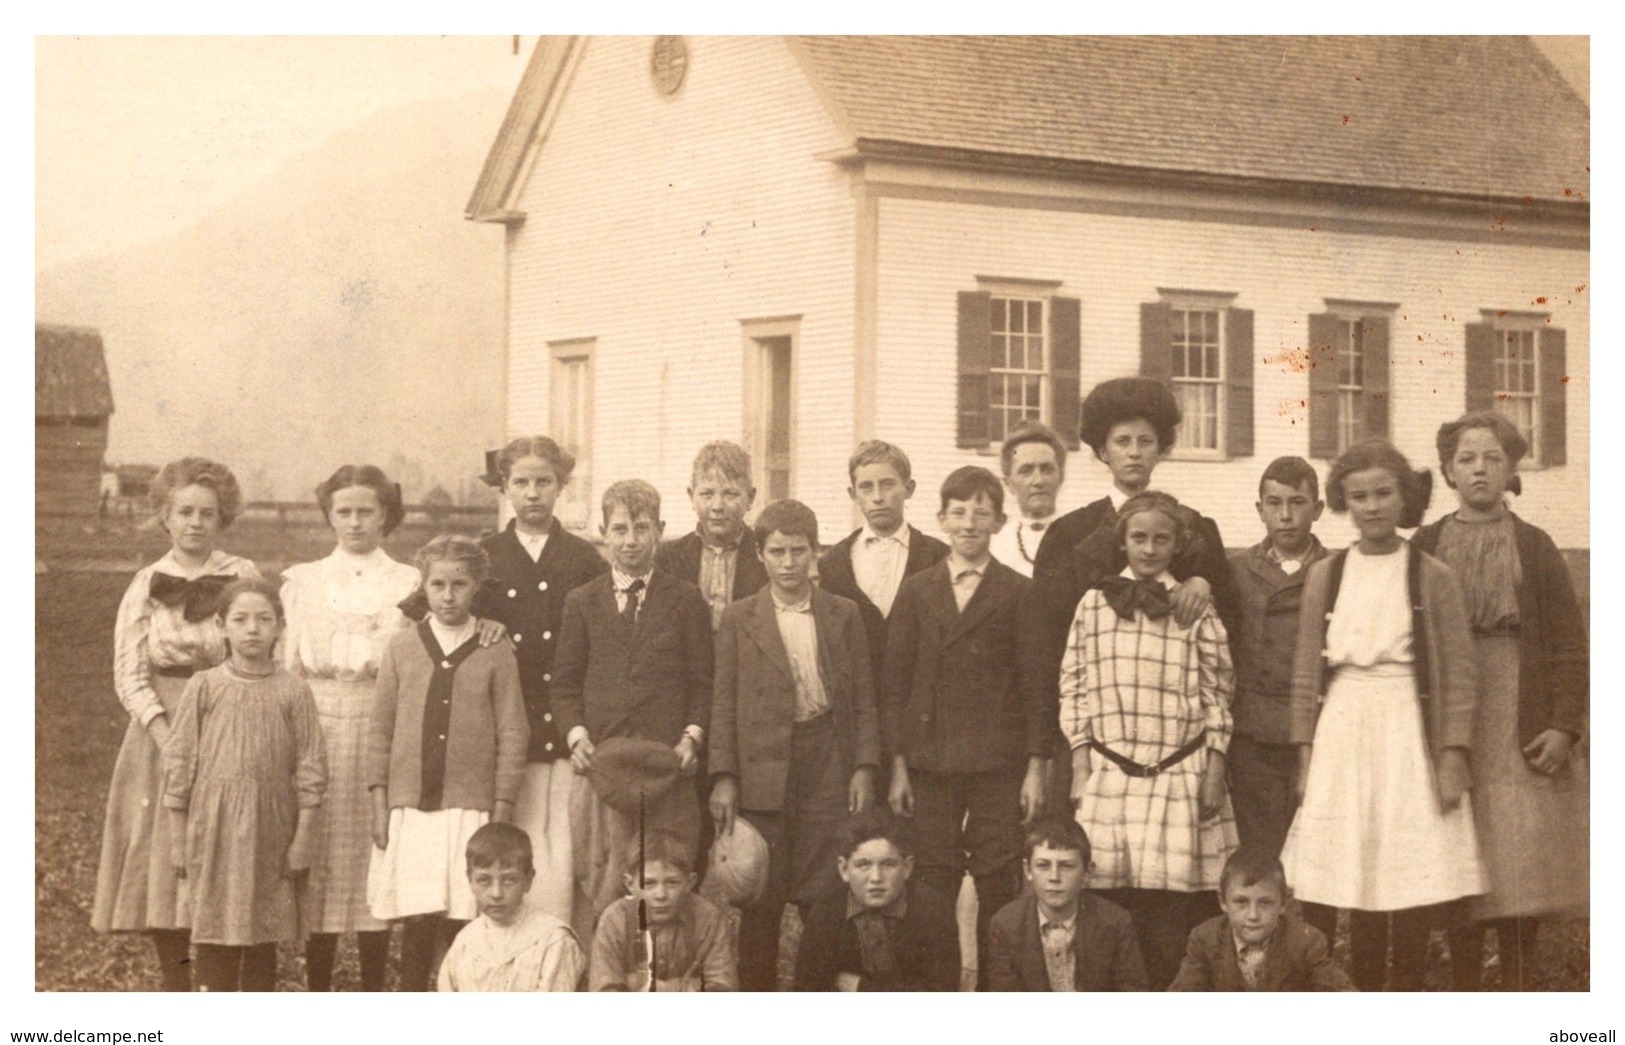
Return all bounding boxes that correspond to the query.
[875,195,1589,549]
[506,36,856,536]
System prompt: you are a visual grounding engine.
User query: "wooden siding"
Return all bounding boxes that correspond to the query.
[874,195,1588,549]
[37,419,108,518]
[504,37,856,535]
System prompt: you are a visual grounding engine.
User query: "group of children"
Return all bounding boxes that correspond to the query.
[89,374,1587,992]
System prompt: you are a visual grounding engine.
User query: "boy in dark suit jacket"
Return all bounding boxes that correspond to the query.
[709,499,880,991]
[818,440,949,686]
[1168,848,1354,992]
[985,817,1147,991]
[792,811,960,991]
[552,480,713,921]
[655,440,767,632]
[884,465,1048,989]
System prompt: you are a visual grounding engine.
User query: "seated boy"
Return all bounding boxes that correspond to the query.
[883,465,1048,989]
[709,499,881,991]
[655,440,766,631]
[985,817,1147,991]
[589,834,737,991]
[792,811,959,992]
[1167,847,1355,992]
[553,480,713,921]
[437,823,583,991]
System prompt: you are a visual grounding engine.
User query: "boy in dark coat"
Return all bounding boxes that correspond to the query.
[709,499,880,990]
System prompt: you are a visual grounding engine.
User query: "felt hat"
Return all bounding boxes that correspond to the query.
[700,815,770,909]
[589,737,688,815]
[1079,377,1182,454]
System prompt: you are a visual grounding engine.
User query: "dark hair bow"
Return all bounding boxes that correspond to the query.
[149,573,237,622]
[1099,575,1172,623]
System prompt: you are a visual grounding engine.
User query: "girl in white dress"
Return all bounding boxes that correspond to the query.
[280,466,420,990]
[1281,441,1485,990]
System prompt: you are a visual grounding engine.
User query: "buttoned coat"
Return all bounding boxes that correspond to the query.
[475,518,609,762]
[709,586,880,811]
[655,529,769,604]
[882,558,1047,772]
[1227,537,1329,745]
[818,524,949,684]
[550,570,713,746]
[1167,913,1355,991]
[984,892,1148,991]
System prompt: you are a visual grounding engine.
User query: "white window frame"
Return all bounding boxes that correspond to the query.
[549,338,595,531]
[1324,299,1399,455]
[741,316,800,502]
[1490,312,1544,466]
[1161,290,1233,461]
[978,279,1054,447]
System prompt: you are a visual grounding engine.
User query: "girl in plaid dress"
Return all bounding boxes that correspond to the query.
[1060,491,1237,990]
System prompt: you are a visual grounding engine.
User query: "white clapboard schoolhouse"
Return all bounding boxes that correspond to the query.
[467,36,1587,553]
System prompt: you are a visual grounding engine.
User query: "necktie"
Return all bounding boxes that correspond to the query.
[1099,575,1173,622]
[621,578,645,628]
[1237,941,1266,988]
[148,572,236,622]
[1041,921,1074,992]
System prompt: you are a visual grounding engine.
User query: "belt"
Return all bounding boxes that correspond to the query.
[154,665,199,679]
[1090,734,1206,778]
[1471,624,1521,638]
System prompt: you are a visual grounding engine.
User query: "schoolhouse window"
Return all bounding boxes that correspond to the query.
[1464,312,1566,467]
[1140,291,1253,459]
[741,316,799,501]
[956,279,1080,452]
[1308,302,1394,459]
[549,338,595,529]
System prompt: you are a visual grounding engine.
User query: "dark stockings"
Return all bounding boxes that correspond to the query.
[149,929,192,992]
[305,930,391,991]
[194,943,277,992]
[398,916,465,992]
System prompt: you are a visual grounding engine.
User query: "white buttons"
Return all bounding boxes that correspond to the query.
[438,734,446,740]
[513,633,522,644]
[544,743,554,752]
[441,660,452,668]
[508,589,517,598]
[539,581,548,591]
[543,713,552,723]
[543,673,551,682]
[542,631,552,641]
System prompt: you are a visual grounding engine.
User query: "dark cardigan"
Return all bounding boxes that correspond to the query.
[1413,511,1588,745]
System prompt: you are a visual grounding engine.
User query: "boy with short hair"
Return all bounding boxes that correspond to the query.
[656,441,767,632]
[552,480,713,922]
[589,835,737,991]
[1168,847,1355,991]
[990,421,1068,578]
[436,823,583,991]
[792,811,960,992]
[985,817,1147,991]
[1227,457,1329,860]
[819,440,949,685]
[710,499,881,991]
[883,465,1048,989]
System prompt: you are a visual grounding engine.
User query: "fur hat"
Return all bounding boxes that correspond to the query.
[700,815,770,908]
[1078,377,1182,454]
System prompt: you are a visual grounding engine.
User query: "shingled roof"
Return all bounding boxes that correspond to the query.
[792,36,1588,204]
[36,323,113,419]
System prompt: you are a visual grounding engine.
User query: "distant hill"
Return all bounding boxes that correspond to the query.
[36,87,510,505]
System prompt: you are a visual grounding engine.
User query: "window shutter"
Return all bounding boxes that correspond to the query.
[1139,302,1172,382]
[1362,315,1391,440]
[957,291,992,449]
[1049,296,1082,450]
[1464,321,1496,413]
[1539,327,1566,466]
[1225,307,1254,458]
[1307,313,1339,458]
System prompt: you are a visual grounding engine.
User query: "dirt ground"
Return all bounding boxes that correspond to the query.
[36,570,1588,991]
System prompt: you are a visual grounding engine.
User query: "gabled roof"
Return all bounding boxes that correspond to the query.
[469,36,1588,222]
[36,323,113,418]
[792,36,1588,204]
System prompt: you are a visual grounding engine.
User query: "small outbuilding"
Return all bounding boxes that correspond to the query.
[36,323,115,519]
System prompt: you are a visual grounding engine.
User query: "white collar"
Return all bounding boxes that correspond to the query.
[860,523,910,547]
[428,615,476,651]
[947,552,990,577]
[328,545,388,573]
[1107,488,1134,511]
[611,566,654,591]
[1118,565,1178,587]
[1021,511,1056,529]
[155,548,233,577]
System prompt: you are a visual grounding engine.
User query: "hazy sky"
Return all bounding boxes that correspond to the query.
[36,36,532,269]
